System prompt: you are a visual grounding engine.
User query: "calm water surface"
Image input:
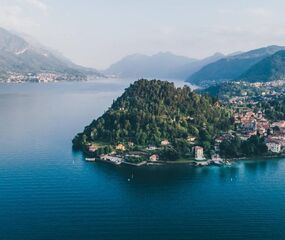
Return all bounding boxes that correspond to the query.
[0,79,285,240]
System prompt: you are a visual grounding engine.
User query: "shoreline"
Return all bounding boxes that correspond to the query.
[224,154,285,162]
[83,153,285,167]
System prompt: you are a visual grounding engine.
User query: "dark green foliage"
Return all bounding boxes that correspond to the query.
[72,133,85,149]
[76,79,233,149]
[125,156,147,163]
[220,136,242,157]
[200,82,262,102]
[96,146,113,156]
[238,50,285,83]
[159,146,180,161]
[172,139,192,156]
[241,136,268,156]
[220,135,268,158]
[259,97,285,121]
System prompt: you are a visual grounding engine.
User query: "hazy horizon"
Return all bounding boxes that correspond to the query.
[1,0,285,69]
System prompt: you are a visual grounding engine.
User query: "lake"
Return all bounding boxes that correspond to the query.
[0,79,285,240]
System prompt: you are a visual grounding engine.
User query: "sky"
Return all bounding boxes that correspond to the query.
[1,0,285,69]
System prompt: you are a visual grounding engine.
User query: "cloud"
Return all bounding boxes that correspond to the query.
[246,8,273,19]
[0,0,49,31]
[0,4,38,30]
[24,0,48,13]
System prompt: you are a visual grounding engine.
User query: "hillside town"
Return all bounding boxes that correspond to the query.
[2,72,87,83]
[71,79,285,167]
[83,110,285,167]
[83,99,285,167]
[232,110,285,153]
[219,80,285,105]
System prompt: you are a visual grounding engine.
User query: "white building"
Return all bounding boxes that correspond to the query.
[149,154,159,162]
[266,142,282,153]
[193,146,205,160]
[161,139,170,146]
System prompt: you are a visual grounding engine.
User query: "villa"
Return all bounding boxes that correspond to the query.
[266,141,282,153]
[116,144,126,151]
[161,139,170,146]
[149,154,159,162]
[88,144,98,152]
[193,146,205,161]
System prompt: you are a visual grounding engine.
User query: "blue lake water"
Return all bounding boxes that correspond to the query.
[0,80,285,240]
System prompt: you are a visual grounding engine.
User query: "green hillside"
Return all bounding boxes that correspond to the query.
[73,79,233,153]
[238,50,285,83]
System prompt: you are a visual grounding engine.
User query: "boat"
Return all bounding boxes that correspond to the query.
[85,158,96,162]
[225,160,232,166]
[195,161,210,166]
[212,160,224,166]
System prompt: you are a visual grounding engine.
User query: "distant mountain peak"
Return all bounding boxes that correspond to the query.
[237,49,285,83]
[105,51,197,79]
[186,45,285,87]
[0,27,103,81]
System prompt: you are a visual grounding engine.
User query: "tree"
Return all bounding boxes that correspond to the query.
[159,147,180,161]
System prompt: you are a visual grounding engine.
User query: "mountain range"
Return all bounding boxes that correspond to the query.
[104,52,225,79]
[237,50,285,83]
[1,26,285,86]
[105,45,285,86]
[186,45,285,87]
[0,27,102,81]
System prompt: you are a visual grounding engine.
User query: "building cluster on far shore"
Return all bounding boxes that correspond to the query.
[3,71,86,83]
[234,110,285,153]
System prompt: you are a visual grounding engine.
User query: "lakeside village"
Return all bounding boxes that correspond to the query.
[74,79,285,167]
[1,71,86,83]
[83,110,285,167]
[227,80,285,104]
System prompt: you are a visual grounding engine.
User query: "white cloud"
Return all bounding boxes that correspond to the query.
[0,0,49,31]
[24,0,48,13]
[246,8,273,19]
[0,4,38,30]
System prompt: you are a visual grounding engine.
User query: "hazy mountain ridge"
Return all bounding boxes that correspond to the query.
[186,45,285,87]
[104,52,199,79]
[0,27,103,81]
[170,53,225,79]
[237,50,285,83]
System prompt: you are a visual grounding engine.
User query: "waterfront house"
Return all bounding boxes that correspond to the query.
[88,144,98,152]
[193,146,205,161]
[266,141,282,153]
[116,144,126,151]
[149,154,159,162]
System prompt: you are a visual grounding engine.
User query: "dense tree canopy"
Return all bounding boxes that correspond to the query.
[259,97,285,121]
[74,80,233,153]
[220,135,268,158]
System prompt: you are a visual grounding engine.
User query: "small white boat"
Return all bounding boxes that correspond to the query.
[195,161,209,166]
[225,160,232,166]
[212,160,224,165]
[85,158,96,162]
